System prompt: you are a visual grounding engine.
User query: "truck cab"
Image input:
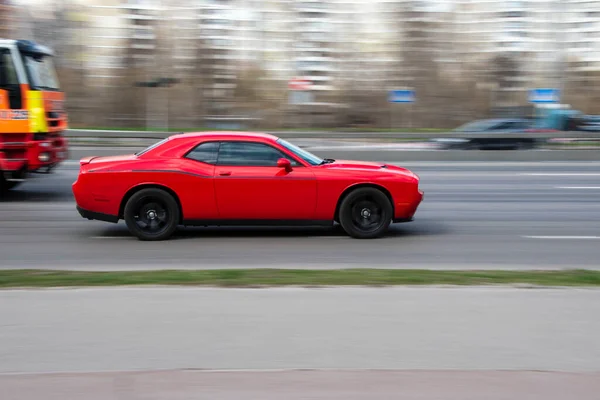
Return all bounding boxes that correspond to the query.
[0,39,68,191]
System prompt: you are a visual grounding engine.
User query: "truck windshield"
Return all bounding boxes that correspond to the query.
[23,54,60,91]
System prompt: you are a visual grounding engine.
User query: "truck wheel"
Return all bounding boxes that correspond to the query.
[0,176,20,194]
[339,187,392,239]
[124,188,179,241]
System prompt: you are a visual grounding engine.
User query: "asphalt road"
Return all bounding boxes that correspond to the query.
[69,144,600,162]
[1,160,599,270]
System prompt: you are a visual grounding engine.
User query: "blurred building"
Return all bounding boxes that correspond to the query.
[12,0,600,127]
[86,2,126,86]
[564,0,600,76]
[0,0,15,39]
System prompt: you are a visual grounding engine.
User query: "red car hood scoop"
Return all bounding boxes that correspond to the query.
[323,160,417,178]
[324,160,388,170]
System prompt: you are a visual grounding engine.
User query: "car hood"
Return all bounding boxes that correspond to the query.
[320,159,418,178]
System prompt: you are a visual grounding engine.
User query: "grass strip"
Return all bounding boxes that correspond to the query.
[1,269,600,288]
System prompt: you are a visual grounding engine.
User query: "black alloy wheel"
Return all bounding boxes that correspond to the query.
[339,187,392,239]
[124,188,179,241]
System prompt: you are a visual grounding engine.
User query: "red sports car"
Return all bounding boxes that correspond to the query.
[73,132,423,241]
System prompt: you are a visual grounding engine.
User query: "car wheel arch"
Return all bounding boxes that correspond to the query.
[333,183,394,223]
[119,183,183,222]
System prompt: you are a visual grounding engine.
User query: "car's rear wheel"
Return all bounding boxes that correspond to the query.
[339,187,392,239]
[124,188,179,241]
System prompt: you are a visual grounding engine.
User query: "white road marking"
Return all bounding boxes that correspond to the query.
[519,173,600,177]
[555,186,600,189]
[522,236,600,240]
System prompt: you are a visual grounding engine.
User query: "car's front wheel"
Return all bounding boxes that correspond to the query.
[124,188,179,241]
[339,187,392,239]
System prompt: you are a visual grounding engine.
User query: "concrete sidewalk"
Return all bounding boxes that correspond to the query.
[4,370,600,400]
[3,286,600,399]
[2,287,600,374]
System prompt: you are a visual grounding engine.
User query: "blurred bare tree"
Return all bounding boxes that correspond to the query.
[488,53,521,107]
[26,1,92,125]
[563,58,600,114]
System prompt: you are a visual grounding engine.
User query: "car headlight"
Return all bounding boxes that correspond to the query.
[38,152,50,162]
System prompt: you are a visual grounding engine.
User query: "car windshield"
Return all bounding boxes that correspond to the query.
[23,54,60,91]
[454,120,497,132]
[276,138,323,166]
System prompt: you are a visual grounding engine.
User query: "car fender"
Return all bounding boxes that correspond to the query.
[329,181,395,221]
[119,180,183,219]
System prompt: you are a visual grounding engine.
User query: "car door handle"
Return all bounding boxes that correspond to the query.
[219,171,232,176]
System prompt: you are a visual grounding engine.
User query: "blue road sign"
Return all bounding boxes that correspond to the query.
[529,88,560,104]
[389,90,415,103]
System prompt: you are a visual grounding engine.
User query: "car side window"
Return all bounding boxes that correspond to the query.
[186,141,220,164]
[217,141,300,167]
[511,121,528,129]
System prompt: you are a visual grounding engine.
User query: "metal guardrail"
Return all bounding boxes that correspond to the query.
[65,129,600,141]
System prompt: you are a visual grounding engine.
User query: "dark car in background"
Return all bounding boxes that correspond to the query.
[432,118,538,150]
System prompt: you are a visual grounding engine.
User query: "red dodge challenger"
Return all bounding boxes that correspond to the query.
[73,132,423,241]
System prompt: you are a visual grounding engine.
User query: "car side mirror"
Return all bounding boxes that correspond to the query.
[277,158,292,172]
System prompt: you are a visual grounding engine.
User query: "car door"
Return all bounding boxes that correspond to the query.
[213,141,317,220]
[176,140,220,220]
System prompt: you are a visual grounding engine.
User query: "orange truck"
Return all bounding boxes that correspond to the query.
[0,39,68,192]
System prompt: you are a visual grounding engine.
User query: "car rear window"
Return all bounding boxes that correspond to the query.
[186,141,220,164]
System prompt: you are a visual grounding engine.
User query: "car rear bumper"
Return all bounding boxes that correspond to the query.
[76,206,119,223]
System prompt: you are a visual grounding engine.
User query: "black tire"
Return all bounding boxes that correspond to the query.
[518,140,535,150]
[124,188,179,241]
[338,187,393,239]
[4,181,20,191]
[464,140,480,150]
[0,175,20,194]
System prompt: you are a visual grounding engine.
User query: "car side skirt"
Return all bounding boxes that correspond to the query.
[182,219,333,227]
[76,211,411,227]
[77,206,120,223]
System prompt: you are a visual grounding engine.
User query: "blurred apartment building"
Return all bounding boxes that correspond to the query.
[0,0,15,39]
[11,0,600,125]
[563,0,600,89]
[83,0,408,125]
[452,0,600,105]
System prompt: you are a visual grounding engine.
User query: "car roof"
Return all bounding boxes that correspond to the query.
[169,131,279,142]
